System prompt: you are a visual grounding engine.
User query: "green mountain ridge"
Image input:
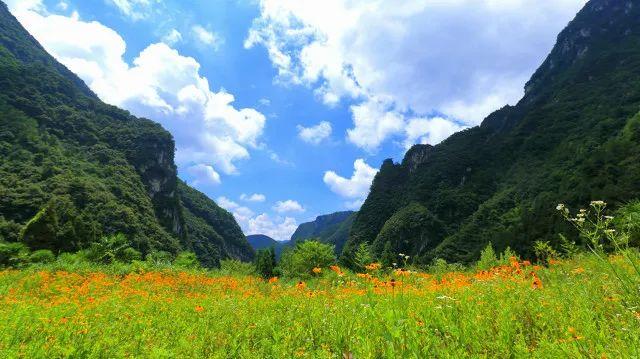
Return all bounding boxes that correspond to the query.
[344,0,640,265]
[0,1,254,265]
[291,211,356,254]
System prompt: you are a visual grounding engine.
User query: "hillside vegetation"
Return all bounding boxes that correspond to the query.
[345,0,640,266]
[0,2,253,265]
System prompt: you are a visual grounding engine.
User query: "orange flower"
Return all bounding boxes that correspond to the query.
[329,265,343,276]
[312,267,322,274]
[522,260,531,266]
[572,267,585,274]
[531,274,543,289]
[194,305,204,312]
[394,269,411,277]
[365,263,381,271]
[296,281,306,289]
[268,276,279,283]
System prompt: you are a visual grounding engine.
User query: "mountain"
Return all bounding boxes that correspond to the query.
[291,211,356,254]
[344,0,640,265]
[0,2,254,265]
[246,234,289,258]
[247,234,279,250]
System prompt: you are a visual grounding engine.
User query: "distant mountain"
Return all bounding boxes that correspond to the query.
[0,2,254,265]
[344,0,640,266]
[291,211,356,254]
[246,234,289,257]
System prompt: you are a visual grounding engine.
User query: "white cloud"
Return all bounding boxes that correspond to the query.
[192,25,223,50]
[240,193,266,202]
[403,117,466,149]
[347,98,404,152]
[216,197,297,241]
[248,214,298,241]
[107,0,155,20]
[297,121,332,145]
[162,29,182,46]
[273,200,305,213]
[56,1,69,11]
[246,0,587,151]
[9,4,266,179]
[323,158,377,209]
[186,164,221,186]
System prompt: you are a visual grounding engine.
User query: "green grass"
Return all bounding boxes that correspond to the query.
[0,253,638,358]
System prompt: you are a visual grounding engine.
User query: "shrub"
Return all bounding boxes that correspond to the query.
[220,259,255,276]
[0,241,29,268]
[119,247,142,263]
[254,247,277,278]
[173,252,200,269]
[279,241,336,278]
[146,251,173,266]
[353,243,373,272]
[476,242,498,271]
[86,233,139,264]
[533,241,559,264]
[428,258,465,276]
[29,249,55,264]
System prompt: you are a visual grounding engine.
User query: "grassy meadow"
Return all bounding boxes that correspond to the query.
[0,253,638,358]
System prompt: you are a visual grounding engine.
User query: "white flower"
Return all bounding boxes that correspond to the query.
[556,204,565,211]
[590,200,606,207]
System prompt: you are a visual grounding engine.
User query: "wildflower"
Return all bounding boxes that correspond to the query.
[296,281,306,289]
[522,260,531,266]
[568,327,584,340]
[572,267,585,274]
[194,305,204,312]
[531,274,543,289]
[330,265,344,276]
[394,269,411,277]
[365,263,381,271]
[604,215,614,220]
[556,204,565,211]
[590,200,606,207]
[268,277,279,283]
[390,278,396,288]
[312,267,322,274]
[604,229,616,234]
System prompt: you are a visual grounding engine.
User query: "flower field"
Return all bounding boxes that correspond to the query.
[0,255,638,358]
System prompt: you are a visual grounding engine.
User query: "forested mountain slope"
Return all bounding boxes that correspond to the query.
[345,0,640,265]
[291,211,356,254]
[0,2,253,265]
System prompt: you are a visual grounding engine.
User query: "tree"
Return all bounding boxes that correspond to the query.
[353,242,373,271]
[279,241,336,278]
[255,247,277,278]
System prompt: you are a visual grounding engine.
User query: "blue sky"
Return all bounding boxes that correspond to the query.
[7,0,586,240]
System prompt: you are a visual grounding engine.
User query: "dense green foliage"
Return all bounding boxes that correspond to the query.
[254,247,277,278]
[178,180,254,266]
[279,241,336,278]
[346,0,640,265]
[291,211,356,254]
[0,2,252,265]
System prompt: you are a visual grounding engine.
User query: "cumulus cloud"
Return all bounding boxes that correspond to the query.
[323,159,377,209]
[240,193,266,202]
[273,200,305,213]
[162,29,182,45]
[107,0,156,20]
[186,164,221,186]
[247,214,298,241]
[246,0,587,151]
[403,117,466,149]
[192,25,223,50]
[9,3,266,181]
[297,121,332,145]
[216,197,297,241]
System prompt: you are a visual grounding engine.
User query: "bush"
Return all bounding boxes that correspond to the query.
[0,241,29,268]
[29,249,55,264]
[279,241,336,278]
[86,233,140,264]
[353,243,373,272]
[146,251,173,266]
[476,242,498,271]
[173,252,200,269]
[428,258,465,276]
[220,259,256,276]
[254,247,277,278]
